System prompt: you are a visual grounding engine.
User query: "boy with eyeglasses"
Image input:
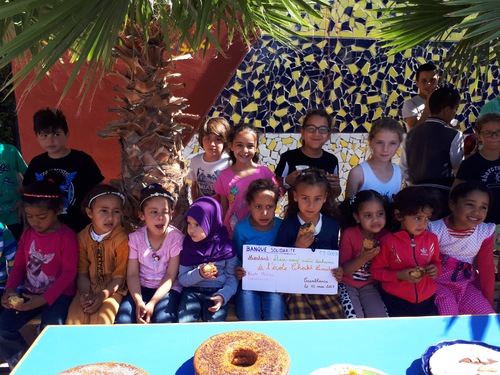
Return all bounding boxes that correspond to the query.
[275,109,341,197]
[453,113,500,224]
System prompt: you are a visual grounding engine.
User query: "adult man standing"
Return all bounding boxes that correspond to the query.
[401,63,439,132]
[401,87,464,217]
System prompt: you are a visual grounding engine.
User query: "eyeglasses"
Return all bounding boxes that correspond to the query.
[303,125,330,134]
[481,130,500,138]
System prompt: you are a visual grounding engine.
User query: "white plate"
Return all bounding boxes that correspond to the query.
[310,363,389,375]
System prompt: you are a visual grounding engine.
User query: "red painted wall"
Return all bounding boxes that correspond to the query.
[13,36,248,182]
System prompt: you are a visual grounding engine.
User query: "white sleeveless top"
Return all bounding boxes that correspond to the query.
[359,161,402,201]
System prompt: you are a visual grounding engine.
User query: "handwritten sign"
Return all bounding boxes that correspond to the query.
[242,245,339,295]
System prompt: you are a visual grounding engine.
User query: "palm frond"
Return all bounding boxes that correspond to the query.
[0,0,328,103]
[373,0,499,85]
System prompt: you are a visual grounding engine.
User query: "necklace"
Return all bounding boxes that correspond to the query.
[146,233,163,263]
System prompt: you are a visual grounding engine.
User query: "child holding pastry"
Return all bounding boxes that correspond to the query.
[275,168,344,319]
[177,197,238,322]
[339,190,390,318]
[371,187,441,317]
[0,180,78,370]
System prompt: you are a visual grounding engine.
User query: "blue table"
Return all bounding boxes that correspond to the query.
[13,315,500,375]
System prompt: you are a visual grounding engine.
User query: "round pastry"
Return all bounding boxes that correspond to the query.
[409,267,426,278]
[194,331,290,375]
[363,238,379,250]
[8,295,24,308]
[202,262,217,274]
[299,222,315,236]
[57,362,148,375]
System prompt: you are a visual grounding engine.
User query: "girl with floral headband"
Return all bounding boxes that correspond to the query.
[66,184,129,325]
[0,179,78,371]
[115,184,184,324]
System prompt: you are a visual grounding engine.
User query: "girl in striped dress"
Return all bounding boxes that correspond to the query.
[428,181,496,315]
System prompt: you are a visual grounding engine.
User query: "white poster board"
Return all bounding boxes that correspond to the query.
[241,245,339,295]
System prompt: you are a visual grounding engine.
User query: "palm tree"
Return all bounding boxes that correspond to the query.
[374,0,499,83]
[0,1,329,227]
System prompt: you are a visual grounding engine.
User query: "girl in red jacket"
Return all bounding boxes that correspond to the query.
[371,187,442,317]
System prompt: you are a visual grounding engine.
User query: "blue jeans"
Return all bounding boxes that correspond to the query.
[0,293,72,360]
[114,287,180,324]
[178,287,229,322]
[235,285,285,321]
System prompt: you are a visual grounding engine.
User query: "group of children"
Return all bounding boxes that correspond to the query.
[0,104,498,371]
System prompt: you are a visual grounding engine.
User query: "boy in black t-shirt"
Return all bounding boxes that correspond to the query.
[23,108,104,233]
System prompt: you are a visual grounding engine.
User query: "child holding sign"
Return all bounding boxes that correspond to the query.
[233,178,285,320]
[275,168,344,319]
[339,190,389,318]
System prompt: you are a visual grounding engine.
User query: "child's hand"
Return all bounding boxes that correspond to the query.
[396,268,423,283]
[326,173,341,192]
[295,231,314,248]
[360,245,380,261]
[1,289,18,309]
[16,293,46,311]
[234,266,246,281]
[84,292,105,314]
[425,264,438,278]
[141,302,156,324]
[199,263,218,279]
[135,300,148,324]
[331,267,343,282]
[79,292,93,308]
[143,301,157,323]
[284,170,301,187]
[208,295,224,312]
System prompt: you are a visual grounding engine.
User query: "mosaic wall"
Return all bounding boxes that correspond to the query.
[207,0,499,133]
[185,0,498,203]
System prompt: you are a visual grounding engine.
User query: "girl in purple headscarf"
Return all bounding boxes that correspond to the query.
[177,197,238,322]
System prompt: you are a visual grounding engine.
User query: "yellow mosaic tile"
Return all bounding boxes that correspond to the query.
[243,102,258,112]
[229,95,238,106]
[304,54,315,63]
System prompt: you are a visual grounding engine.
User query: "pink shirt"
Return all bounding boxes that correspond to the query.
[6,225,78,305]
[128,225,184,291]
[215,165,277,237]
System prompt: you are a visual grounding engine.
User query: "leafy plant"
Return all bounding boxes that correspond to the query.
[0,0,328,104]
[373,0,499,83]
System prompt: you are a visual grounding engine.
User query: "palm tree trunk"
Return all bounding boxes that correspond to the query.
[98,21,198,230]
